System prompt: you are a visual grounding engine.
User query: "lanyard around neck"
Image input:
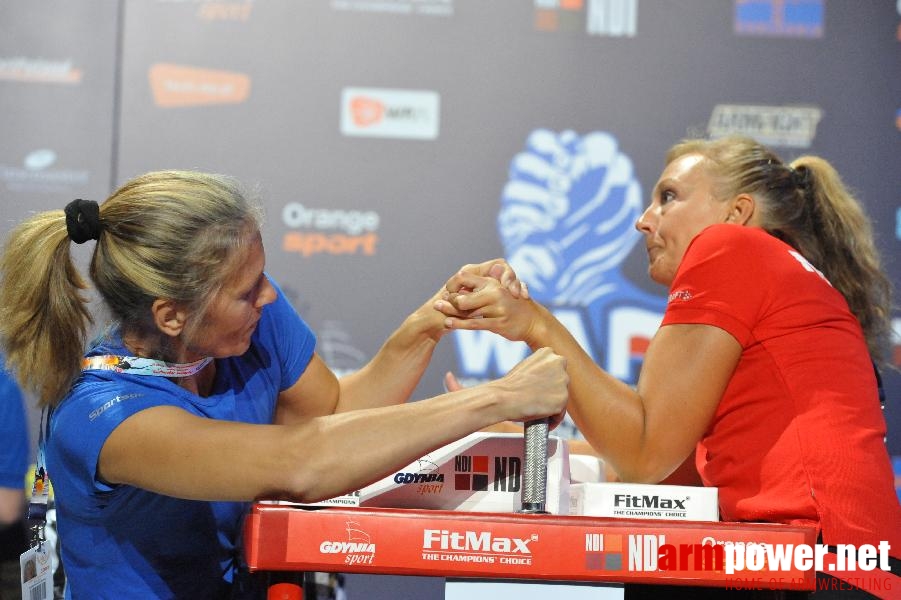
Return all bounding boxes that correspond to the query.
[27,355,212,546]
[82,355,213,377]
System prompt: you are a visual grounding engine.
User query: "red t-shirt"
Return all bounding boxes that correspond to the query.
[662,224,901,551]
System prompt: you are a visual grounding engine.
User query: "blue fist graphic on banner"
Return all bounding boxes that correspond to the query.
[499,129,643,306]
[453,130,666,439]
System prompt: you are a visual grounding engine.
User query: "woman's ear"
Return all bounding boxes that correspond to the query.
[726,194,756,226]
[151,298,188,337]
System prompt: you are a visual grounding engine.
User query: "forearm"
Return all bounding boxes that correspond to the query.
[283,387,506,502]
[440,269,725,483]
[439,283,664,479]
[336,295,445,412]
[104,392,501,505]
[528,311,737,482]
[102,348,568,504]
[523,305,667,482]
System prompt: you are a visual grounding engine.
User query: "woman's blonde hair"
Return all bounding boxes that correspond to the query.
[667,136,892,365]
[0,170,263,407]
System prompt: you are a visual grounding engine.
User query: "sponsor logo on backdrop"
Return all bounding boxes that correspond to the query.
[451,129,665,439]
[734,0,823,38]
[197,1,253,21]
[534,0,637,37]
[340,87,440,140]
[586,0,637,36]
[0,57,83,84]
[331,0,453,17]
[534,0,585,32]
[0,149,90,193]
[149,63,250,107]
[281,202,381,257]
[708,104,822,148]
[156,0,254,21]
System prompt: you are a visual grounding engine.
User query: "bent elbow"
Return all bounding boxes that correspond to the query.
[609,452,679,485]
[615,467,665,485]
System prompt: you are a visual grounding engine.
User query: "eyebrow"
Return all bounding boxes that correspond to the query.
[652,178,677,194]
[233,268,264,297]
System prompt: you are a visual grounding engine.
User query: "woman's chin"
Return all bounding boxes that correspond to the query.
[647,267,672,288]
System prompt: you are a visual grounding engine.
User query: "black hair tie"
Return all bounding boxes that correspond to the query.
[791,165,812,192]
[64,199,102,244]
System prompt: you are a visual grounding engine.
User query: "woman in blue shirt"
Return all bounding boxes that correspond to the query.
[0,170,568,599]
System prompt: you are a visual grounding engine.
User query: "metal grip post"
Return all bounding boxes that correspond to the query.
[519,417,549,514]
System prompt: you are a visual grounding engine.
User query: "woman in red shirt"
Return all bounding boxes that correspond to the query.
[438,136,900,599]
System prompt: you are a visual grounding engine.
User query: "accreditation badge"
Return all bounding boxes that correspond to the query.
[20,544,53,600]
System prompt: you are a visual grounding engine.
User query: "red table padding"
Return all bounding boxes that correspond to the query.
[244,503,816,590]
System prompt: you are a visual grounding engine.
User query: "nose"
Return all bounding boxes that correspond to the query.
[635,204,655,234]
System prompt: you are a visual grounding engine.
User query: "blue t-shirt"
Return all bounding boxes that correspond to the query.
[46,279,316,599]
[0,364,28,490]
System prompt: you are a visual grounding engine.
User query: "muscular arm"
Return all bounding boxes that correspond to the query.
[440,274,740,482]
[98,348,569,503]
[275,290,447,424]
[277,263,526,423]
[523,304,737,482]
[336,292,446,412]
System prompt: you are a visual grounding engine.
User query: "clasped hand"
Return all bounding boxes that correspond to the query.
[434,258,538,343]
[434,259,567,429]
